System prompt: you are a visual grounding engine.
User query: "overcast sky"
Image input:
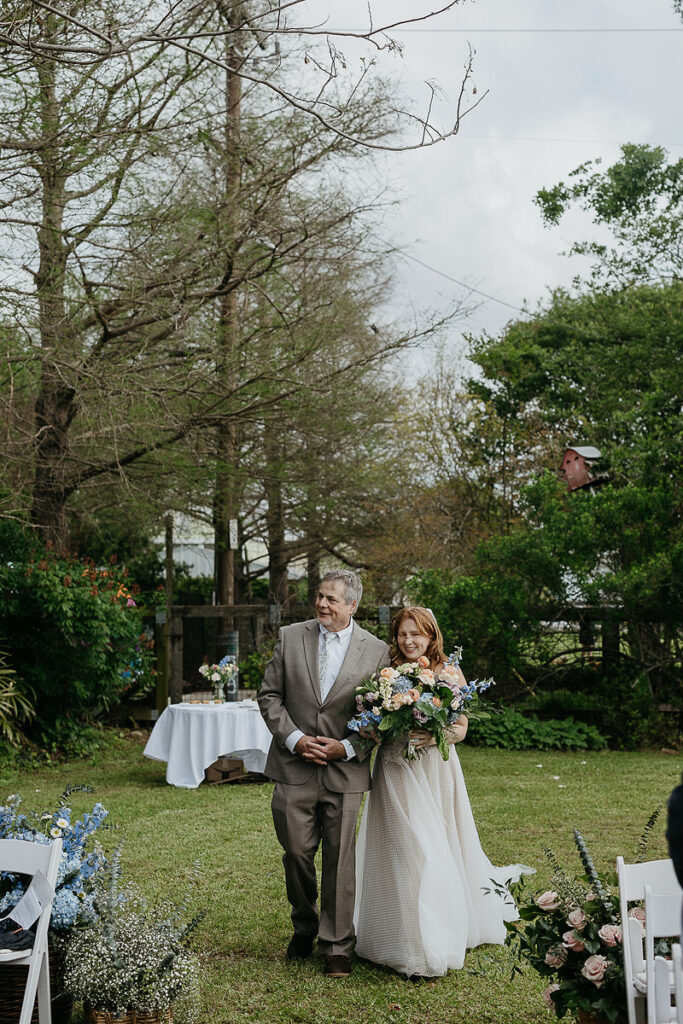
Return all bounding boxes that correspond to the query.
[307,0,683,360]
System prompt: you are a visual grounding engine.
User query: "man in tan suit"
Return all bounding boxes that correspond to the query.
[258,569,389,978]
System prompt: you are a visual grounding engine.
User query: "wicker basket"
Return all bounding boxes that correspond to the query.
[84,1006,173,1024]
[0,947,73,1024]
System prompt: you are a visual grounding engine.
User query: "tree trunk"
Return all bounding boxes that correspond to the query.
[266,465,289,606]
[30,44,75,549]
[307,547,320,606]
[213,9,244,624]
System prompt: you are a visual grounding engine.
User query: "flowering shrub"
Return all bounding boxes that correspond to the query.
[0,545,154,748]
[0,784,108,932]
[506,830,626,1022]
[347,648,492,760]
[63,847,203,1019]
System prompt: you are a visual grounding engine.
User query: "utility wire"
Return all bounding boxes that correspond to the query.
[360,27,683,33]
[459,134,683,147]
[375,236,527,313]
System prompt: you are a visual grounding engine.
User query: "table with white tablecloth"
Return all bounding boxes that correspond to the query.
[143,700,272,788]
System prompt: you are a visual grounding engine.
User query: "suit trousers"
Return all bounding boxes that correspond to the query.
[271,770,363,957]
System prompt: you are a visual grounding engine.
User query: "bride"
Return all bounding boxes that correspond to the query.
[354,606,532,978]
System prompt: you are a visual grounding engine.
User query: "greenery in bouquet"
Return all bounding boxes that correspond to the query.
[0,784,108,933]
[63,846,204,1020]
[506,829,627,1023]
[347,648,493,760]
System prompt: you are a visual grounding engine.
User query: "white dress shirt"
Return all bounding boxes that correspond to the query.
[285,620,356,760]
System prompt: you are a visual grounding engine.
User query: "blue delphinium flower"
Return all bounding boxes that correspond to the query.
[0,788,109,932]
[51,889,81,930]
[346,708,382,732]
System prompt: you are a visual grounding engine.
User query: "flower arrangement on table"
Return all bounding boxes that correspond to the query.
[347,648,493,760]
[506,830,627,1023]
[198,656,238,701]
[63,846,204,1023]
[0,784,108,935]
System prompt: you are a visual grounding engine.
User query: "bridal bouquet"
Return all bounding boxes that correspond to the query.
[347,649,493,761]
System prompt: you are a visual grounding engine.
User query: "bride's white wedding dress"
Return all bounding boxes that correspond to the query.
[354,737,533,977]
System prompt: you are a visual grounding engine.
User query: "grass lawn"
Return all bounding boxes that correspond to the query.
[1,736,679,1024]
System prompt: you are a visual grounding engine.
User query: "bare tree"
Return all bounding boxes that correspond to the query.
[0,1,483,151]
[0,0,476,555]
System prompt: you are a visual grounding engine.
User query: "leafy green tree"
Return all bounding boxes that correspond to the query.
[536,143,683,286]
[413,281,683,710]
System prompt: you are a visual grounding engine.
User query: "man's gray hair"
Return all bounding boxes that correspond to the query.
[320,569,363,608]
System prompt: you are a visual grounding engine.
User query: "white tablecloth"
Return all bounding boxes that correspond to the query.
[143,701,272,788]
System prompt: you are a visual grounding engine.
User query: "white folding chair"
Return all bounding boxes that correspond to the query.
[671,943,683,1024]
[653,955,675,1024]
[0,837,62,1024]
[644,885,682,1024]
[617,856,681,1024]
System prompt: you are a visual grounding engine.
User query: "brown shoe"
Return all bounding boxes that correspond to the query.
[325,954,351,978]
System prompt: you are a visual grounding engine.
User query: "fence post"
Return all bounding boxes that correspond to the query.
[155,610,169,714]
[169,613,184,704]
[602,611,620,669]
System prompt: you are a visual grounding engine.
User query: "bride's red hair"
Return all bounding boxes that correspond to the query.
[390,606,446,669]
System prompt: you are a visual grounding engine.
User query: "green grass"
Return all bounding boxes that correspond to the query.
[1,736,679,1024]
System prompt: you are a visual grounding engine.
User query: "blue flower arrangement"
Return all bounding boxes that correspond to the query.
[0,783,109,932]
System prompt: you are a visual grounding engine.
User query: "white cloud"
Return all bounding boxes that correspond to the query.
[312,0,682,353]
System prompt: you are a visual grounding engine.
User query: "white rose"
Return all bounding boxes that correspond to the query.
[536,890,561,912]
[581,954,609,987]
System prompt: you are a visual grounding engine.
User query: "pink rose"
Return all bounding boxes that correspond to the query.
[417,656,430,667]
[562,929,586,953]
[629,906,646,924]
[544,945,567,968]
[581,953,608,987]
[598,924,621,947]
[542,984,560,1010]
[536,890,560,912]
[380,667,397,681]
[567,908,587,931]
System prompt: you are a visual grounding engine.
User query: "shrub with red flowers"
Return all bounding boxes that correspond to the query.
[0,544,154,750]
[506,830,626,1023]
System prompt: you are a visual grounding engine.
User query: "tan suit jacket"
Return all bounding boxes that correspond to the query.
[258,618,390,792]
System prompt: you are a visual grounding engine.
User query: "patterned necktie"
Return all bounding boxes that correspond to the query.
[319,631,336,698]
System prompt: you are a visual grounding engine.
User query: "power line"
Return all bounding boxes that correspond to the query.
[376,236,527,313]
[459,134,683,147]
[357,27,683,33]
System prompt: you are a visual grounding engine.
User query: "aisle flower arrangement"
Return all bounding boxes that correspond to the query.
[347,648,493,760]
[63,847,203,1022]
[506,830,627,1023]
[0,784,108,933]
